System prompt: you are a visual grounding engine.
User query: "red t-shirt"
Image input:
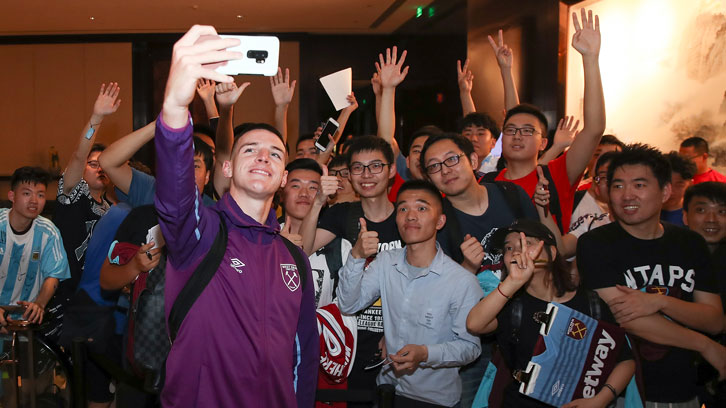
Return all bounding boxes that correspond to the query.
[693,168,726,184]
[387,172,405,203]
[495,152,579,231]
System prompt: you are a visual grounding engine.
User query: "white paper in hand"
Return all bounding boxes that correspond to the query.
[319,68,352,111]
[146,224,166,250]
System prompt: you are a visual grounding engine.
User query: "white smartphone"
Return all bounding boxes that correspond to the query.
[216,35,280,76]
[315,118,340,151]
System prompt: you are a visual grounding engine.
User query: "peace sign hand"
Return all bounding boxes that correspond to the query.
[506,232,544,287]
[487,29,513,69]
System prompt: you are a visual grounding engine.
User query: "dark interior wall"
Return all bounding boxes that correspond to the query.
[298,34,467,151]
[467,0,569,128]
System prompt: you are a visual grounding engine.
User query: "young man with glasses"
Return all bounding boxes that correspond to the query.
[327,155,358,205]
[419,132,536,407]
[493,10,606,233]
[301,135,403,404]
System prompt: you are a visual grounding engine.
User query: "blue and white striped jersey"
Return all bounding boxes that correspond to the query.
[0,208,70,305]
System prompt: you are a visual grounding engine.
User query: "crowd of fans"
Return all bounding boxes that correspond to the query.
[1,9,725,408]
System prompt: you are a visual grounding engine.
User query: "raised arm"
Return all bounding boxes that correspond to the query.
[98,122,156,194]
[565,9,606,185]
[371,72,382,123]
[196,79,219,123]
[316,94,359,166]
[467,234,544,334]
[62,82,121,194]
[300,167,337,255]
[488,30,519,111]
[538,116,579,165]
[270,67,296,144]
[457,59,476,116]
[213,80,250,196]
[376,46,409,158]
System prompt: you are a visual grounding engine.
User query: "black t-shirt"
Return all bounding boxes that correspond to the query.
[318,201,402,393]
[577,222,718,402]
[495,289,630,408]
[712,243,726,313]
[53,177,111,300]
[436,183,537,274]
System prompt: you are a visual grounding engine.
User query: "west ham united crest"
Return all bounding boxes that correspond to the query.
[566,318,587,340]
[281,264,300,292]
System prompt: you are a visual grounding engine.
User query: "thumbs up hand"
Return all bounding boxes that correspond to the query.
[351,218,379,259]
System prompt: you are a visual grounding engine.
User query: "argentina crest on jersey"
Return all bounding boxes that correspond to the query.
[280,264,300,292]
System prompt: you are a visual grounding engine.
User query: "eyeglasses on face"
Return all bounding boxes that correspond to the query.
[425,153,464,174]
[502,126,540,137]
[349,162,388,175]
[87,160,101,169]
[329,168,350,178]
[593,175,608,185]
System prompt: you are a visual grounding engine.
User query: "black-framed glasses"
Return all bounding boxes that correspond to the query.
[425,153,464,174]
[329,168,350,178]
[502,126,540,137]
[350,162,388,175]
[87,160,101,169]
[594,174,608,185]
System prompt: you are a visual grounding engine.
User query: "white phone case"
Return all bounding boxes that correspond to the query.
[216,35,280,76]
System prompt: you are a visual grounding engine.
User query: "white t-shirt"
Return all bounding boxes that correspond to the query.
[568,192,610,238]
[0,209,70,305]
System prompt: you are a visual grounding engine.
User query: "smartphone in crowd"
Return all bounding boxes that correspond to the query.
[315,118,340,152]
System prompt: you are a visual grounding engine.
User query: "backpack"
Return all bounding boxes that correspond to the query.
[481,166,566,233]
[126,252,169,383]
[129,210,309,394]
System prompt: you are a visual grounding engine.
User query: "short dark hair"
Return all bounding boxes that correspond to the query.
[193,124,215,144]
[345,135,394,167]
[680,136,709,154]
[396,179,443,210]
[193,136,214,172]
[419,132,475,175]
[606,143,671,188]
[683,181,726,211]
[503,104,549,134]
[285,158,323,176]
[296,133,316,150]
[328,154,349,169]
[231,123,285,156]
[600,134,625,149]
[665,151,697,180]
[11,166,50,190]
[459,113,501,140]
[89,143,106,155]
[594,150,620,174]
[407,125,442,155]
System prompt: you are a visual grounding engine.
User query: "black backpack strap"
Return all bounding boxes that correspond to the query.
[442,197,465,264]
[492,181,525,220]
[280,236,308,290]
[586,290,602,320]
[538,165,564,233]
[344,201,365,244]
[480,171,499,183]
[168,211,228,343]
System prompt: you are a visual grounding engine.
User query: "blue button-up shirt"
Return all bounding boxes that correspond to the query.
[337,245,484,406]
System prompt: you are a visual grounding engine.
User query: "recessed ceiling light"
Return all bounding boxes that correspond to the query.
[90,16,95,20]
[237,15,243,19]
